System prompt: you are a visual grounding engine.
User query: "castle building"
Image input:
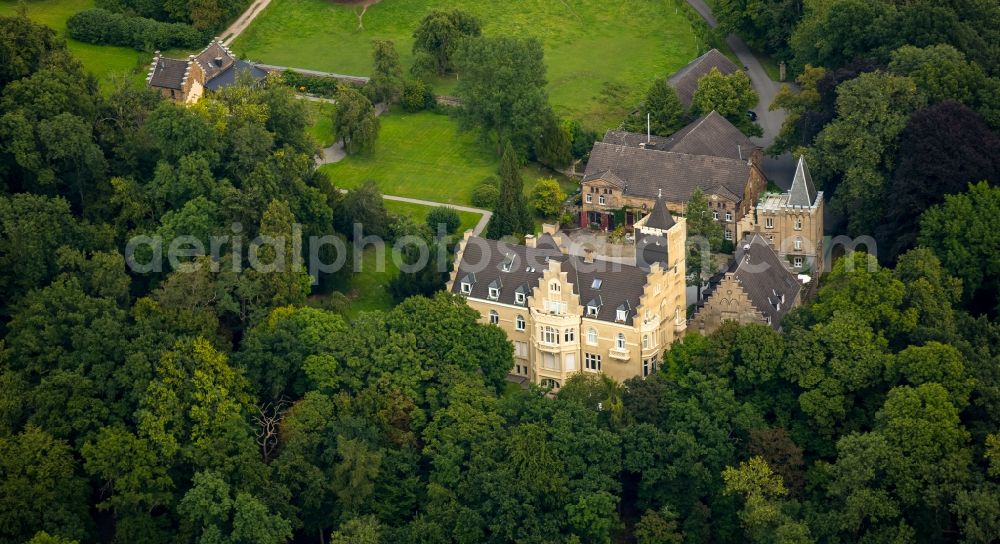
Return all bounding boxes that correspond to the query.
[147,39,267,103]
[579,111,768,243]
[738,156,824,274]
[447,215,686,389]
[690,234,803,334]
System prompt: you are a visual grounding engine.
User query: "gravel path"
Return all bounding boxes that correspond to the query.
[220,0,272,45]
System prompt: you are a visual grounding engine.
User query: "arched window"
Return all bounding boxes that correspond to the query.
[616,333,626,350]
[542,326,559,344]
[541,378,561,390]
[489,310,499,325]
[642,334,649,349]
[515,314,525,331]
[587,328,598,345]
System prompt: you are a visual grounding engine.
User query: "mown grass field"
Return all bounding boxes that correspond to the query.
[383,200,482,234]
[0,0,150,89]
[231,0,700,129]
[318,110,571,206]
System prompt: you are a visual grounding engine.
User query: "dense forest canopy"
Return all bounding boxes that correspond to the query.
[1,2,1000,542]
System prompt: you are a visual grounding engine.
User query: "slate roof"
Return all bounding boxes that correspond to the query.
[658,111,758,161]
[204,60,268,91]
[148,57,188,90]
[195,40,237,82]
[644,194,675,230]
[603,130,674,150]
[667,48,739,107]
[727,234,801,328]
[787,156,818,207]
[451,236,651,325]
[582,141,751,203]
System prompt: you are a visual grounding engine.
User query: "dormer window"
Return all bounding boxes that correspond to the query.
[461,282,472,294]
[587,306,598,316]
[501,253,514,272]
[616,309,627,322]
[488,287,499,300]
[460,273,475,295]
[515,292,526,305]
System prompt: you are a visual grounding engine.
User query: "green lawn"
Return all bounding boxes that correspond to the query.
[232,0,700,129]
[303,100,337,147]
[1,0,149,89]
[383,200,482,234]
[319,110,567,206]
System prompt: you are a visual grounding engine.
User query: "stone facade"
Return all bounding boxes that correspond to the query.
[448,220,687,389]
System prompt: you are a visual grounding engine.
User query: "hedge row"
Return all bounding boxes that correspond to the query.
[67,9,207,51]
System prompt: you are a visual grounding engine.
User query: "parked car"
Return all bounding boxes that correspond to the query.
[747,110,758,121]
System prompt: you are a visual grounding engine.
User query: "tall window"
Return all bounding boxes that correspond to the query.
[616,333,626,350]
[599,195,606,205]
[725,212,732,222]
[794,218,803,230]
[516,314,525,331]
[642,334,649,349]
[587,328,598,345]
[713,211,719,220]
[794,237,802,250]
[542,352,559,370]
[514,341,528,358]
[564,328,575,342]
[586,194,593,203]
[549,281,561,293]
[585,353,602,371]
[765,216,773,229]
[643,359,650,377]
[542,326,559,344]
[489,310,499,325]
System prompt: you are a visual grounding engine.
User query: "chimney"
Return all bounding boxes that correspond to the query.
[584,247,595,264]
[542,223,558,235]
[525,234,536,248]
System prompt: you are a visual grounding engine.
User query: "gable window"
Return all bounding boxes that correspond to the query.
[586,194,593,203]
[794,256,803,268]
[616,333,626,350]
[794,237,802,250]
[765,217,773,229]
[550,281,561,293]
[489,310,499,325]
[564,328,575,343]
[516,315,525,331]
[587,328,598,345]
[460,282,472,294]
[585,353,602,371]
[515,292,526,305]
[544,300,566,314]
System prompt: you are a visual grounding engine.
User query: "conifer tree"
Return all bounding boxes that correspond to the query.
[487,142,532,239]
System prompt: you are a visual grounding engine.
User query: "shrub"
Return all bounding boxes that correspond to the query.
[283,70,340,97]
[67,9,206,50]
[530,178,566,217]
[401,79,435,112]
[426,206,461,234]
[471,177,500,209]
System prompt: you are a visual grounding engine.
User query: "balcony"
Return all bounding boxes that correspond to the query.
[608,347,630,361]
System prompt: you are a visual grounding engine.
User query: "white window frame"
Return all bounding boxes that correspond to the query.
[724,230,733,241]
[461,282,472,294]
[599,194,606,205]
[542,326,559,344]
[515,292,525,305]
[515,314,525,331]
[794,237,802,250]
[794,256,803,268]
[489,310,499,325]
[642,334,649,350]
[587,328,598,345]
[713,211,719,220]
[586,194,592,203]
[564,328,575,343]
[488,287,499,300]
[616,333,626,350]
[585,353,602,371]
[587,305,598,316]
[616,309,627,322]
[765,216,773,229]
[725,212,732,222]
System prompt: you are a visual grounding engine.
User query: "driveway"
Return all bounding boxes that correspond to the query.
[221,0,272,45]
[685,0,798,189]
